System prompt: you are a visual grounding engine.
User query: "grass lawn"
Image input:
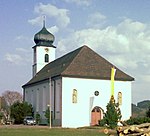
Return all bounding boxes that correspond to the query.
[0,125,112,136]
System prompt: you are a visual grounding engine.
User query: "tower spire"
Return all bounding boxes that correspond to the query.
[43,15,46,28]
[33,17,56,77]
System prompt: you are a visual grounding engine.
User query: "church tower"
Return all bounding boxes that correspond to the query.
[32,20,56,77]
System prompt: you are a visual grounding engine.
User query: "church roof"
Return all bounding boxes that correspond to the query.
[23,45,134,87]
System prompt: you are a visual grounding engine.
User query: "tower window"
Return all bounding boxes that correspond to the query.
[33,48,36,64]
[45,54,49,62]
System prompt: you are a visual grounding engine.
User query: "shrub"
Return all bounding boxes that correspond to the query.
[99,118,106,127]
[35,112,40,124]
[100,97,122,129]
[125,117,150,125]
[0,112,3,119]
[45,108,50,124]
[10,101,33,124]
[44,108,53,125]
[146,106,150,118]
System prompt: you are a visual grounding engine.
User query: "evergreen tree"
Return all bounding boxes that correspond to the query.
[35,112,41,124]
[10,101,33,124]
[45,107,50,124]
[146,106,150,118]
[103,96,122,129]
[45,107,53,125]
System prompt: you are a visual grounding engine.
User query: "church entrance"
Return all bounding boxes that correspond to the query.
[91,106,103,126]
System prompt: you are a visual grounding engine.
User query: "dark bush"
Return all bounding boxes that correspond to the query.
[10,101,33,124]
[99,119,106,127]
[125,117,150,125]
[35,112,41,124]
[146,106,150,118]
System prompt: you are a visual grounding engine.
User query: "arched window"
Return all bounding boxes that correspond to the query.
[118,92,122,105]
[72,89,77,103]
[45,54,49,62]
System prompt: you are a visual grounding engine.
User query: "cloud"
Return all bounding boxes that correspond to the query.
[57,18,150,75]
[87,12,107,28]
[139,75,150,83]
[16,48,31,53]
[4,48,32,65]
[5,53,23,65]
[28,3,70,28]
[47,25,59,34]
[63,0,92,6]
[117,18,146,35]
[28,16,42,26]
[56,18,150,103]
[14,35,29,41]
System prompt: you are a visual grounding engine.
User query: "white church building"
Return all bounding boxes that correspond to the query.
[22,23,134,128]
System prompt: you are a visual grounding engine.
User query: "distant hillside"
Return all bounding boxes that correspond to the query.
[137,100,150,109]
[132,100,150,118]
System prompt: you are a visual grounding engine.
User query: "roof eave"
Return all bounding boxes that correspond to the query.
[22,78,49,88]
[22,74,62,88]
[32,44,56,48]
[61,74,134,81]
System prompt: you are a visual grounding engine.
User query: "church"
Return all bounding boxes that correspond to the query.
[22,22,134,128]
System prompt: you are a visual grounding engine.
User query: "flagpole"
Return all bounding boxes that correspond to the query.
[49,77,52,129]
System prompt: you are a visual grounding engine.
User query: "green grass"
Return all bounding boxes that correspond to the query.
[0,126,108,136]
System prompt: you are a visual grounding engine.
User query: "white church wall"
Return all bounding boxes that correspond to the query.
[51,78,62,126]
[54,79,61,120]
[24,78,62,126]
[61,77,132,128]
[114,81,132,120]
[24,81,50,117]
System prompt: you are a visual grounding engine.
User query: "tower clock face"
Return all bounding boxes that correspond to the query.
[45,48,49,52]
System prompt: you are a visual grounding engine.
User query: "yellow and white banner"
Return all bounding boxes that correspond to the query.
[111,67,116,96]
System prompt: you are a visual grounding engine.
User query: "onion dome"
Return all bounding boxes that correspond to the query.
[34,26,55,46]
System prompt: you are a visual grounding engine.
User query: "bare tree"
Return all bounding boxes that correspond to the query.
[2,90,22,106]
[1,90,23,123]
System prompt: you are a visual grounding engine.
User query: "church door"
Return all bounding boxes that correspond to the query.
[91,106,102,126]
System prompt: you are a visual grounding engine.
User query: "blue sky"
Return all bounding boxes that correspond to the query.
[0,0,150,104]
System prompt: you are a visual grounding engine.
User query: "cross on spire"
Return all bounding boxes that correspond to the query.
[43,15,46,27]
